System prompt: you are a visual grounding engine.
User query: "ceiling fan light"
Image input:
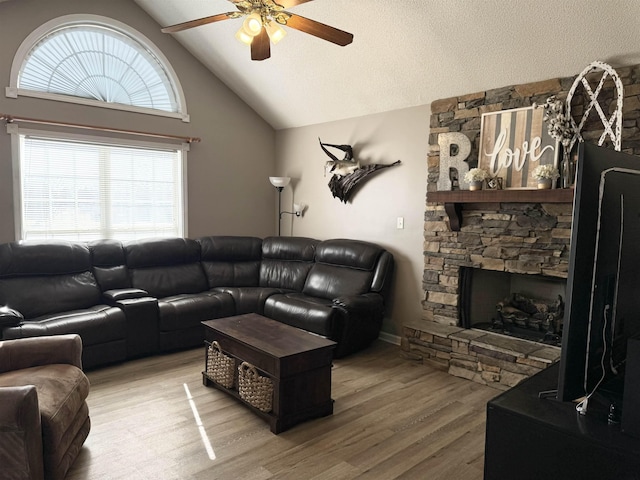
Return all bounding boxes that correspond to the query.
[265,22,286,44]
[235,28,253,45]
[242,13,263,37]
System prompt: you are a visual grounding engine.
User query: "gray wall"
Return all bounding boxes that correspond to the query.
[0,0,276,243]
[275,106,431,336]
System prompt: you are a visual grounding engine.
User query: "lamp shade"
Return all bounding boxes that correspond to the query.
[269,176,291,188]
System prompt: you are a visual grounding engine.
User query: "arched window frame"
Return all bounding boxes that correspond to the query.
[6,14,189,122]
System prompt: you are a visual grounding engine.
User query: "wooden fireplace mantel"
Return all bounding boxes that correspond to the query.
[428,188,574,231]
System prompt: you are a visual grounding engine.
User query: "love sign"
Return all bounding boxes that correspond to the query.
[478,106,558,188]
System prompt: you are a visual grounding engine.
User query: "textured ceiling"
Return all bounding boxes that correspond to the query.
[134,0,640,130]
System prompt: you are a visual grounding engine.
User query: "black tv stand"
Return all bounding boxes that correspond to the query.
[484,363,640,480]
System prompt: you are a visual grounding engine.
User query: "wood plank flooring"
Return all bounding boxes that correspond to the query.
[65,341,499,480]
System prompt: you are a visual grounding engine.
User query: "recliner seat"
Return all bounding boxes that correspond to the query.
[0,334,90,480]
[0,242,127,369]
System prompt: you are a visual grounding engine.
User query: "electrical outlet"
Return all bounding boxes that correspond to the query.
[396,217,404,229]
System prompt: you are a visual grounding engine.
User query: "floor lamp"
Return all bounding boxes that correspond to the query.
[269,176,291,235]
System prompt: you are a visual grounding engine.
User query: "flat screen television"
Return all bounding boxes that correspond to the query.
[557,142,640,403]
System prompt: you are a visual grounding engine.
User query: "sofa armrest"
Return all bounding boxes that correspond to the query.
[114,297,159,358]
[103,288,150,305]
[0,385,44,480]
[0,305,23,329]
[0,334,83,373]
[333,292,384,311]
[331,293,385,357]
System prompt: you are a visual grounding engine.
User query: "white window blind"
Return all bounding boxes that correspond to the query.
[20,25,178,112]
[19,134,184,241]
[7,15,189,121]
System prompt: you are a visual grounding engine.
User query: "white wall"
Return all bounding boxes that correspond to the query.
[275,105,430,336]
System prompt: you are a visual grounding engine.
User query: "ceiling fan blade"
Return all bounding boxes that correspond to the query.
[275,0,314,7]
[161,13,234,34]
[283,14,353,46]
[251,27,271,61]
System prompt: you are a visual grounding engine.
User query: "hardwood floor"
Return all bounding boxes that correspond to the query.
[65,341,499,480]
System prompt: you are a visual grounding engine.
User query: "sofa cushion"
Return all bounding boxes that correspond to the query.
[315,239,384,270]
[0,272,102,319]
[157,292,235,332]
[301,239,383,299]
[211,286,283,315]
[1,305,126,346]
[125,238,201,268]
[259,237,318,291]
[0,242,102,319]
[89,239,129,291]
[0,241,91,276]
[263,293,334,337]
[303,264,373,299]
[198,236,262,288]
[130,264,208,299]
[125,238,209,298]
[261,236,317,261]
[199,236,263,261]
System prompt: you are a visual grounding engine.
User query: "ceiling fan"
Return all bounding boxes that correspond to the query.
[161,0,354,61]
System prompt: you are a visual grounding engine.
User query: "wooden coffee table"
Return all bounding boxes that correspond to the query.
[201,313,336,434]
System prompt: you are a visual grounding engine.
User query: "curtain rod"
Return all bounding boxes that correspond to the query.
[0,113,201,144]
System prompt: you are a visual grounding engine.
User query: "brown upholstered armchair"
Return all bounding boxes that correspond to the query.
[0,334,90,480]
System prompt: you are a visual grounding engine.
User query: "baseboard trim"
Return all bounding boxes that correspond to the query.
[379,331,401,345]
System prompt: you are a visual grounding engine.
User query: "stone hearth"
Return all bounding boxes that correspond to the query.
[402,320,560,391]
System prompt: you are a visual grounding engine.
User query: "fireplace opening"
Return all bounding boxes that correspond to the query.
[459,267,566,346]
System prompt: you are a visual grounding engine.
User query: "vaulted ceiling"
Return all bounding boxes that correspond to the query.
[134,0,640,130]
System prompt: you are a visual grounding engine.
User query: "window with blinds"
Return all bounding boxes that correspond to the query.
[7,15,189,121]
[19,135,184,241]
[19,25,178,112]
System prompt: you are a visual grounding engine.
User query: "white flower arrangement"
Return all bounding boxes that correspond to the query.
[539,96,576,148]
[531,164,560,180]
[464,167,488,183]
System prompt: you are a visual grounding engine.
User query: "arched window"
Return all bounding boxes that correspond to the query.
[6,15,189,122]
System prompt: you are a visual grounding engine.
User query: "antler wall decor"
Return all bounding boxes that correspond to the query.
[319,138,401,203]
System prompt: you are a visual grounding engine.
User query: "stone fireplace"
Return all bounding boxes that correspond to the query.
[402,197,572,389]
[401,76,576,389]
[401,67,640,389]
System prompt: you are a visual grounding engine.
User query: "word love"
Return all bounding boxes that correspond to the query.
[484,129,554,176]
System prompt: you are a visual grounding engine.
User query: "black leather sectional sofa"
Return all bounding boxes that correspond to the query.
[0,236,394,369]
